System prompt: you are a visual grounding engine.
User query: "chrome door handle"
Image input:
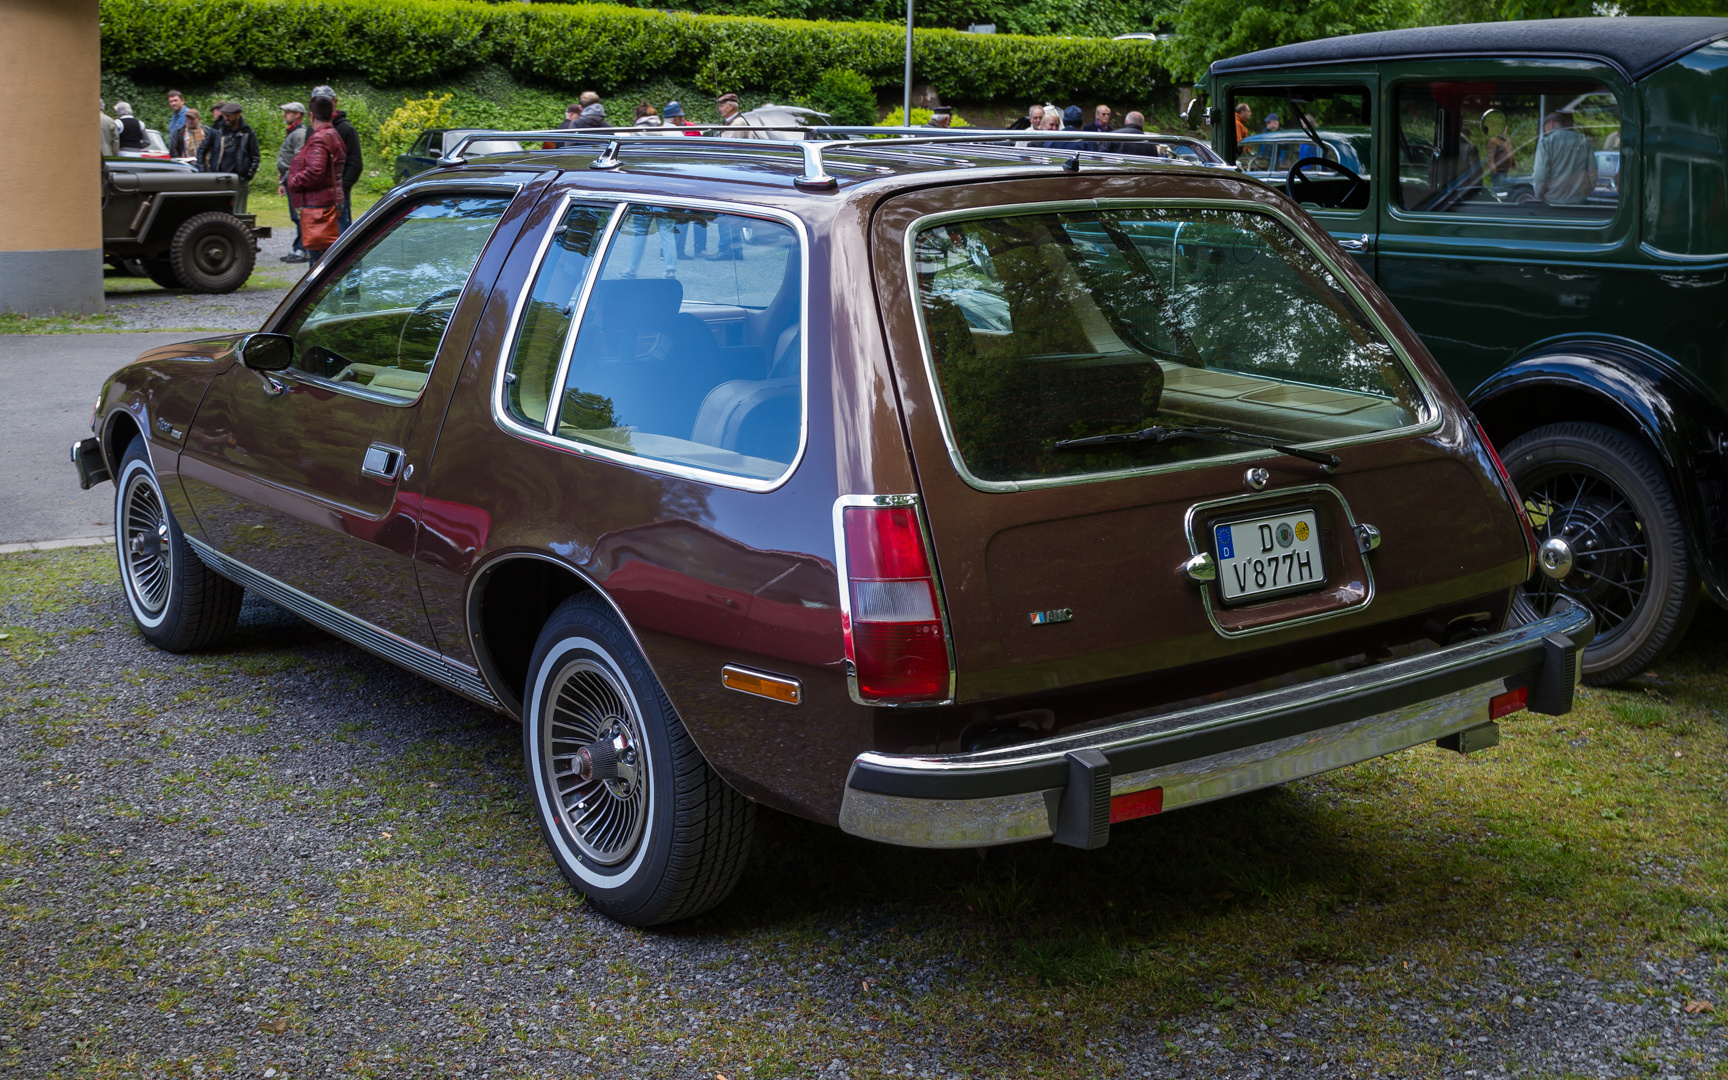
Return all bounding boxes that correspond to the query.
[360,443,405,483]
[1337,234,1373,253]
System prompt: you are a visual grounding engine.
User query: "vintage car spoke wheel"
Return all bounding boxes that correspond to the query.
[114,438,244,651]
[1504,422,1696,685]
[169,211,255,294]
[524,593,754,926]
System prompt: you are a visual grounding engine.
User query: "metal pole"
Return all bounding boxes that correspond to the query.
[903,0,915,126]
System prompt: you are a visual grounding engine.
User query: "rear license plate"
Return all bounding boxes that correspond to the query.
[1212,509,1325,603]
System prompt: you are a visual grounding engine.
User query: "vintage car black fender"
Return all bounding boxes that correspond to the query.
[1469,334,1728,607]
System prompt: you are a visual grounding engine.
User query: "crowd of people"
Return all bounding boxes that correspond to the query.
[101,85,364,265]
[1009,102,1166,153]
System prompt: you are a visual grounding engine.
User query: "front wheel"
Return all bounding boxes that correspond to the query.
[524,594,754,926]
[1504,422,1697,684]
[114,438,244,651]
[169,211,255,293]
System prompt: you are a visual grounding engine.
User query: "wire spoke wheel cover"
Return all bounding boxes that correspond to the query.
[120,468,173,616]
[541,657,649,866]
[1503,422,1696,685]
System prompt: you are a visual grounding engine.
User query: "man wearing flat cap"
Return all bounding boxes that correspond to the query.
[716,93,755,139]
[277,102,310,262]
[199,102,260,212]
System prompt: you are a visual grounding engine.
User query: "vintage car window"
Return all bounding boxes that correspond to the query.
[552,205,802,482]
[502,202,613,426]
[1394,80,1621,219]
[280,194,511,402]
[1229,87,1371,210]
[914,207,1422,485]
[1643,39,1728,257]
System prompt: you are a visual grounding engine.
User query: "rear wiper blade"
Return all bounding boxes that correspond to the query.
[1051,424,1341,469]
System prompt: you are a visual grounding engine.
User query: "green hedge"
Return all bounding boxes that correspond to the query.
[99,0,1170,102]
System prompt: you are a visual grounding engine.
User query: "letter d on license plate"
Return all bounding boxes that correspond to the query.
[1213,509,1325,603]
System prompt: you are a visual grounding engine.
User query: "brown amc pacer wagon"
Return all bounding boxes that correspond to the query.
[72,128,1593,926]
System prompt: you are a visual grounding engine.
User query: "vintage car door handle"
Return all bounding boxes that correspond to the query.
[360,443,406,483]
[1336,233,1373,253]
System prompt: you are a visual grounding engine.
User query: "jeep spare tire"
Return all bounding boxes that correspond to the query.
[170,211,254,293]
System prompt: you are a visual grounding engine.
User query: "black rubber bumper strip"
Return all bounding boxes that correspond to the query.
[847,618,1589,802]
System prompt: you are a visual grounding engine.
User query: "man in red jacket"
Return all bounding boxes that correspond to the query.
[286,98,348,266]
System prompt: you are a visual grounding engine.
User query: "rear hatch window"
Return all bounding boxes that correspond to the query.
[912,206,1426,488]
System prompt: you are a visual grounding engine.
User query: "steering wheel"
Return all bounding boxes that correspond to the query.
[396,286,464,368]
[1286,156,1367,209]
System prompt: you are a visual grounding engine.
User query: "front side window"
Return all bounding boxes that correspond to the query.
[1395,80,1621,218]
[1229,87,1372,211]
[914,207,1423,485]
[550,205,802,483]
[281,195,511,401]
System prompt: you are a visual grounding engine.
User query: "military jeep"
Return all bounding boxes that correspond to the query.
[102,158,271,293]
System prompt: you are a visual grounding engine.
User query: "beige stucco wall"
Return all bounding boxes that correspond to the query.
[0,0,100,253]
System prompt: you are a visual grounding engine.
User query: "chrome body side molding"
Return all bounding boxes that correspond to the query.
[187,537,502,712]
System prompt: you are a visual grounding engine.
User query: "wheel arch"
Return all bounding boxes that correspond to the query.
[466,551,656,721]
[1469,336,1728,606]
[101,408,144,480]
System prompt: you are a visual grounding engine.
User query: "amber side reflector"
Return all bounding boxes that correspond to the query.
[1490,686,1528,720]
[721,665,802,705]
[1109,786,1164,824]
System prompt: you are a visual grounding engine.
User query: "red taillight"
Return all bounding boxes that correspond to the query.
[1473,419,1537,578]
[841,503,950,703]
[1490,686,1528,720]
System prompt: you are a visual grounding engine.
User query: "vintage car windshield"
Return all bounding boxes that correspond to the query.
[914,206,1424,484]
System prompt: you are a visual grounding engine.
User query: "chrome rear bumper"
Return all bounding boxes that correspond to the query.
[839,603,1592,849]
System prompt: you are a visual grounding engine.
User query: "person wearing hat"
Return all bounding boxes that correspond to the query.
[199,103,259,212]
[1263,112,1281,132]
[716,93,754,139]
[310,85,362,232]
[664,100,701,137]
[276,102,310,262]
[169,107,206,160]
[926,105,953,129]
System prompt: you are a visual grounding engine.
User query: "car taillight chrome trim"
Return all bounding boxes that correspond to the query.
[1473,417,1538,579]
[832,494,958,707]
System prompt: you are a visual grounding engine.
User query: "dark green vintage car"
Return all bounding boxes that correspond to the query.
[1197,16,1728,683]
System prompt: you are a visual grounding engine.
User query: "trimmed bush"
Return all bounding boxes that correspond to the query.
[875,107,971,127]
[804,68,877,127]
[100,0,1170,103]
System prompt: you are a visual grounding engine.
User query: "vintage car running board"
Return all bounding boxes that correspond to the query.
[186,536,502,712]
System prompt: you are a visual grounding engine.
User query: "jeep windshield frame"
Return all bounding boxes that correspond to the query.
[903,197,1438,492]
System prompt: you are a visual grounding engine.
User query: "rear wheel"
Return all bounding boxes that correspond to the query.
[1504,422,1697,684]
[114,438,243,651]
[169,211,255,293]
[523,593,754,926]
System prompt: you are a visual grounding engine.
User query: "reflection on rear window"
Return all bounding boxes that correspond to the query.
[913,207,1424,485]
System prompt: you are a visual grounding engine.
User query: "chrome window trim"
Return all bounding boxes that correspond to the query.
[490,190,812,495]
[830,493,958,707]
[901,197,1442,493]
[546,201,627,434]
[277,188,521,409]
[1181,483,1375,638]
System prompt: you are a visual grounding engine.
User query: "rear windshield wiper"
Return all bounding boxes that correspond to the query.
[1051,424,1341,469]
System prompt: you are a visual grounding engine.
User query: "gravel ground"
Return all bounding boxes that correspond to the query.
[2,548,1724,1079]
[102,229,302,333]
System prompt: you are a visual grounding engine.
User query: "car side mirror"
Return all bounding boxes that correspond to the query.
[239,332,294,372]
[1184,93,1207,132]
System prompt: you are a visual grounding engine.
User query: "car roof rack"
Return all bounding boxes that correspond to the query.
[437,127,1219,192]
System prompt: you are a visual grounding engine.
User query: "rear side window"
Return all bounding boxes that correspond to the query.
[913,207,1423,485]
[502,202,612,427]
[1394,79,1621,219]
[551,205,803,483]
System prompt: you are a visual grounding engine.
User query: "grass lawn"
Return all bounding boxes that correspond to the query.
[1,546,1723,1077]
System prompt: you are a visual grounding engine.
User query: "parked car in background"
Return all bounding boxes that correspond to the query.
[101,157,270,291]
[394,129,527,184]
[1237,130,1371,187]
[116,127,172,161]
[74,127,1588,927]
[1198,16,1728,683]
